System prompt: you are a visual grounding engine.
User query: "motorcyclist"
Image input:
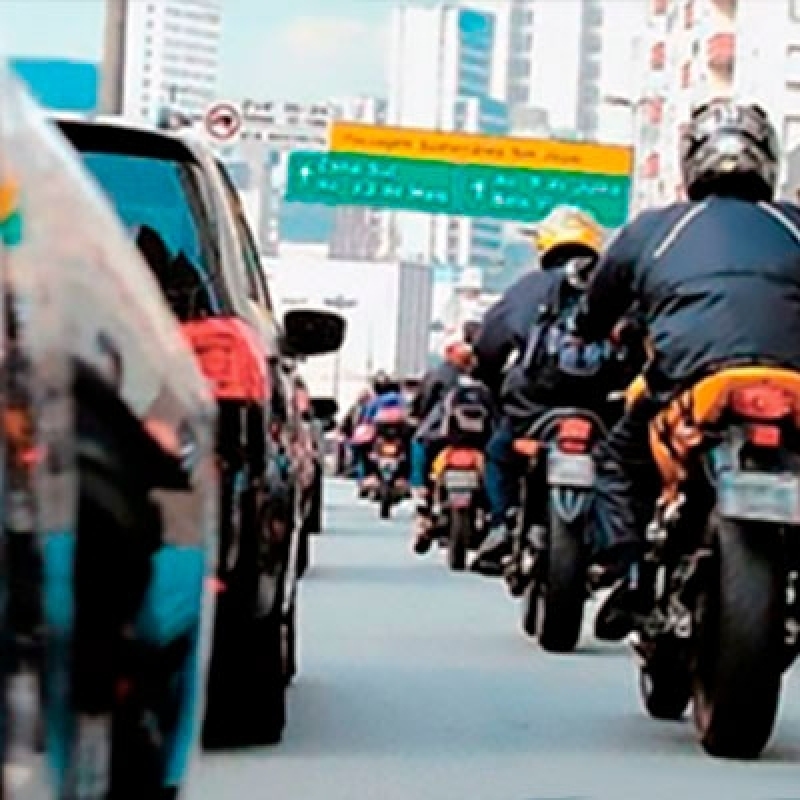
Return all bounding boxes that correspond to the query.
[339,387,373,476]
[570,100,800,640]
[409,335,477,553]
[355,371,408,492]
[471,207,606,574]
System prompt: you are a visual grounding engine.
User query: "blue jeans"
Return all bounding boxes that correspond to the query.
[485,417,525,527]
[410,438,446,490]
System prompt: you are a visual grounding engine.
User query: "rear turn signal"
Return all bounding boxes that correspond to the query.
[182,318,269,403]
[513,439,539,457]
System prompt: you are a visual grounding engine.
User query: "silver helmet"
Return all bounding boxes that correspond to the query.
[680,100,780,202]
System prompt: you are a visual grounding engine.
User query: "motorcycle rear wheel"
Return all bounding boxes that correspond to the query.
[379,485,392,519]
[448,508,472,571]
[692,515,784,759]
[537,501,587,654]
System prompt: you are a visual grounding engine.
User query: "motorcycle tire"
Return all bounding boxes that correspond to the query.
[692,515,784,759]
[639,644,691,721]
[537,500,586,654]
[379,485,392,520]
[521,580,539,638]
[448,509,472,571]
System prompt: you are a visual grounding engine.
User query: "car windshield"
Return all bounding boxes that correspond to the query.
[80,151,220,321]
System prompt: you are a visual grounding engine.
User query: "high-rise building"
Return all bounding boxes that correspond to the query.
[635,0,800,209]
[505,0,643,144]
[103,0,222,122]
[505,0,602,138]
[387,4,509,281]
[328,96,395,261]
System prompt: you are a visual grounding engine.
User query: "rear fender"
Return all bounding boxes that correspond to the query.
[549,486,592,526]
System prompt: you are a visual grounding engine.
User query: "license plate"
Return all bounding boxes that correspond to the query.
[444,470,480,490]
[718,472,800,524]
[449,491,473,509]
[547,452,594,487]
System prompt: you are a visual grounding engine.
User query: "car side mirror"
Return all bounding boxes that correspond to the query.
[282,309,345,358]
[311,396,338,420]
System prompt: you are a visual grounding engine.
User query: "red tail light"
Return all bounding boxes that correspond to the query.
[380,442,399,457]
[446,448,481,469]
[730,385,791,421]
[182,318,269,403]
[748,424,781,447]
[557,417,592,454]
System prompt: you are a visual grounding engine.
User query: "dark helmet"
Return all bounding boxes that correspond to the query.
[680,100,780,202]
[372,370,392,395]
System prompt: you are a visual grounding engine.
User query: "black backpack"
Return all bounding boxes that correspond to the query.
[501,277,613,412]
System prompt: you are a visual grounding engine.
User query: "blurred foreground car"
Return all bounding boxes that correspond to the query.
[0,63,218,798]
[56,113,345,748]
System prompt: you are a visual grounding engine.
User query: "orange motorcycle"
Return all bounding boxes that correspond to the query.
[624,366,800,759]
[430,446,487,571]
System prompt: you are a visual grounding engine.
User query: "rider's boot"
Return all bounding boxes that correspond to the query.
[470,509,516,577]
[594,546,654,641]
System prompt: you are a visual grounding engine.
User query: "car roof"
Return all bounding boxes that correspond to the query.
[51,112,211,163]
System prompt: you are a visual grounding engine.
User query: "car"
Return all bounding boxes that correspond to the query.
[2,62,218,797]
[55,113,345,749]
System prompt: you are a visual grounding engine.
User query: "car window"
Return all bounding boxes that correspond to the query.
[214,161,276,315]
[79,151,222,322]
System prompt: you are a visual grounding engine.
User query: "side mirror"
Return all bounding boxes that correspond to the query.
[282,309,346,358]
[311,396,338,421]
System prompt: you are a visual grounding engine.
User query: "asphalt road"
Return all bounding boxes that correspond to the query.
[190,480,800,800]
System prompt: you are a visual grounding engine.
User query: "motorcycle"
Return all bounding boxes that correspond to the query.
[366,408,410,519]
[509,408,608,653]
[429,382,491,571]
[623,367,800,759]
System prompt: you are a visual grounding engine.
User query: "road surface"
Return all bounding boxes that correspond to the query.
[190,480,800,800]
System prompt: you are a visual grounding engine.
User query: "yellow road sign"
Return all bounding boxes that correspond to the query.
[330,122,633,177]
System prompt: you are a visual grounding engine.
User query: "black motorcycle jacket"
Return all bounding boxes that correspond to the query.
[473,268,565,396]
[412,361,462,425]
[573,197,800,396]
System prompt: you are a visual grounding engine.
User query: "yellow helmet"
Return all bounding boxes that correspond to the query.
[532,207,605,268]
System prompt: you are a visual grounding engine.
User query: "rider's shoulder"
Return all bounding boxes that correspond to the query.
[627,202,692,233]
[605,203,694,254]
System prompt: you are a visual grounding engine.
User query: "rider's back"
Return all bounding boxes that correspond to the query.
[634,196,800,390]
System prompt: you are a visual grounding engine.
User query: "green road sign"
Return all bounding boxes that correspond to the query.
[285,151,631,228]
